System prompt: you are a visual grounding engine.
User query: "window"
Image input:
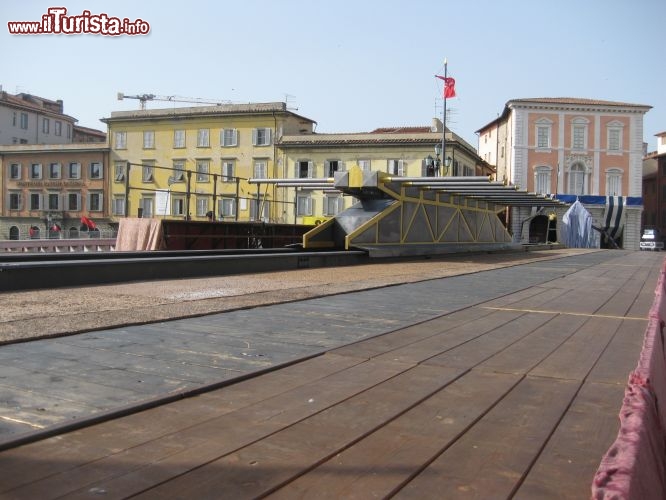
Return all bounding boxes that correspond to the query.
[250,199,269,222]
[325,160,343,177]
[54,120,62,136]
[296,160,313,178]
[66,124,71,139]
[296,193,313,216]
[568,163,587,195]
[30,163,42,179]
[358,159,371,172]
[69,162,81,179]
[535,118,552,149]
[387,159,405,176]
[537,127,549,148]
[534,166,551,195]
[8,192,22,211]
[12,112,16,127]
[142,162,154,182]
[196,196,209,217]
[197,129,210,147]
[29,193,42,210]
[48,192,60,210]
[221,129,238,147]
[252,128,272,146]
[42,118,50,134]
[172,160,185,182]
[67,192,81,211]
[49,163,61,179]
[219,198,236,218]
[9,163,21,180]
[222,161,235,182]
[140,197,154,217]
[172,197,185,216]
[254,161,267,179]
[196,159,210,182]
[323,195,343,216]
[173,130,185,148]
[143,131,155,149]
[112,196,126,216]
[114,162,126,182]
[115,131,126,149]
[606,168,623,196]
[608,129,621,152]
[571,118,588,151]
[89,162,103,179]
[20,113,28,130]
[88,192,103,212]
[607,122,624,153]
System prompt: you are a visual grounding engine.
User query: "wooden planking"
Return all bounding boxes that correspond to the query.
[330,306,495,360]
[0,353,363,494]
[528,316,622,381]
[475,313,589,375]
[423,311,557,370]
[392,376,580,499]
[594,264,653,317]
[130,365,466,500]
[373,310,524,365]
[513,381,626,499]
[586,318,647,385]
[480,284,570,311]
[4,358,415,499]
[267,370,521,500]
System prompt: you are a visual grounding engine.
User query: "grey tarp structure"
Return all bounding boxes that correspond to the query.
[561,199,596,248]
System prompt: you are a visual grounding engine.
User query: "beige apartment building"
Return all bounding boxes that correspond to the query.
[277,119,493,224]
[101,102,316,222]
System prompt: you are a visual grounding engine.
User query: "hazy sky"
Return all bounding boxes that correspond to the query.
[3,0,664,149]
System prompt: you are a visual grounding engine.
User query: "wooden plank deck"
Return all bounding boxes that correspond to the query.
[0,251,662,499]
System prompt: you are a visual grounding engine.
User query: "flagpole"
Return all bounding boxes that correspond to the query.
[442,59,447,176]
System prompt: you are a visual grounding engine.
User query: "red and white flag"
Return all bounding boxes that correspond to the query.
[435,75,456,98]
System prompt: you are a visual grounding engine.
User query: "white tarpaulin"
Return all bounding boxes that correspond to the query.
[561,200,596,248]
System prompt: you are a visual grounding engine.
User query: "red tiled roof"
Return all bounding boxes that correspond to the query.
[371,126,433,134]
[510,97,651,109]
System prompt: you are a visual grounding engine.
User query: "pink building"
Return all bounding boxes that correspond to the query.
[477,98,651,250]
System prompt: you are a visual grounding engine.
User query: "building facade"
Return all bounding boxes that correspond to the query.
[0,90,78,146]
[1,143,111,239]
[477,98,651,250]
[101,102,316,223]
[277,120,493,224]
[642,132,666,236]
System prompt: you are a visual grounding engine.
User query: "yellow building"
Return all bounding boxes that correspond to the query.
[276,119,493,224]
[101,103,316,222]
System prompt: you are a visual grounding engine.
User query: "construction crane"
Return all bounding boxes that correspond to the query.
[117,92,232,110]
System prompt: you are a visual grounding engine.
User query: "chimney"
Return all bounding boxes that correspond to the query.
[431,117,443,133]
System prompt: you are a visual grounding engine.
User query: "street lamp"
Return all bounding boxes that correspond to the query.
[425,144,453,176]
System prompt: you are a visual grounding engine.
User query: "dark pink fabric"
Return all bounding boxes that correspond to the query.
[592,260,666,499]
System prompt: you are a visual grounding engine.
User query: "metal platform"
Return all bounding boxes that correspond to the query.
[251,168,567,256]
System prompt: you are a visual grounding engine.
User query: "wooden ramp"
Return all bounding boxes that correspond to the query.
[0,252,661,499]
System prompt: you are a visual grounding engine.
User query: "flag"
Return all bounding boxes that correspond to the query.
[435,75,456,98]
[81,216,97,230]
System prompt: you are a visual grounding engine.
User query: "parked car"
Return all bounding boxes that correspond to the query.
[640,228,664,251]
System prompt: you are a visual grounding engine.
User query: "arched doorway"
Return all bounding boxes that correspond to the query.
[9,226,19,240]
